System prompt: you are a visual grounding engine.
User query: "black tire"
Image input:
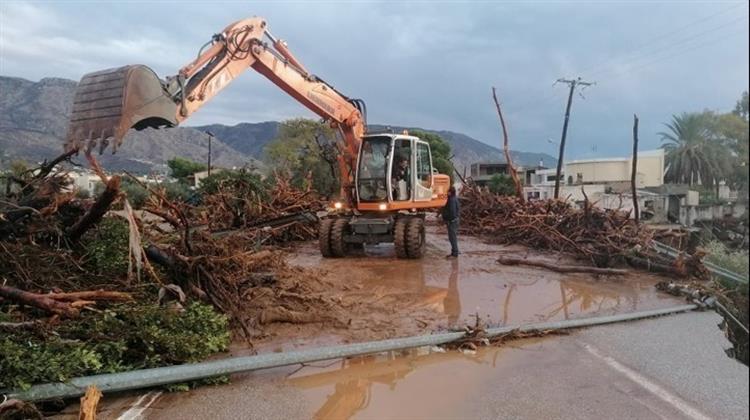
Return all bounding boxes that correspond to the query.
[405,217,426,259]
[319,218,334,258]
[394,218,408,258]
[330,218,349,257]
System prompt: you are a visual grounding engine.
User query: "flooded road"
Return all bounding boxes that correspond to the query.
[289,227,681,331]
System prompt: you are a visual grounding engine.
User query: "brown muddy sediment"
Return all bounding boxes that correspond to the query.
[245,226,683,352]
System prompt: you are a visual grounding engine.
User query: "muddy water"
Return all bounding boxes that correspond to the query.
[286,342,562,420]
[289,227,681,329]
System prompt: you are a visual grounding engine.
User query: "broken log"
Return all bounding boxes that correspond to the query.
[67,175,121,241]
[45,290,133,302]
[260,306,323,324]
[491,87,525,202]
[0,285,79,318]
[497,256,629,275]
[78,385,102,420]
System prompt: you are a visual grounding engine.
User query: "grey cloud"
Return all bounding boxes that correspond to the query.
[1,1,747,159]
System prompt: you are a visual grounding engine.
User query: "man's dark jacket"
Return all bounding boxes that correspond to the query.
[442,194,460,222]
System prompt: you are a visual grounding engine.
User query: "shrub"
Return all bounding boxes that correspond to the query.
[120,178,149,209]
[81,217,130,276]
[703,240,749,278]
[488,174,516,196]
[1,302,229,390]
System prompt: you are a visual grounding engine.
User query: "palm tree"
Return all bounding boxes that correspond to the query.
[659,112,728,187]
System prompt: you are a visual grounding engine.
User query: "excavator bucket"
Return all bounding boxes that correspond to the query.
[64,65,179,154]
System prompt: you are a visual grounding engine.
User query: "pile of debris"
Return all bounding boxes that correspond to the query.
[0,152,329,396]
[195,170,323,242]
[459,184,707,278]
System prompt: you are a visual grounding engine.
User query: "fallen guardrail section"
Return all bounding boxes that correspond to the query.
[5,304,698,402]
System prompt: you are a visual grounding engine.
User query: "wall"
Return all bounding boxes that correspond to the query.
[679,203,747,226]
[563,150,664,188]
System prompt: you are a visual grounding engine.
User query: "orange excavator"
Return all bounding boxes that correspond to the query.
[64,17,450,258]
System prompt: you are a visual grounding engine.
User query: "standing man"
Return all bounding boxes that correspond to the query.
[442,186,460,258]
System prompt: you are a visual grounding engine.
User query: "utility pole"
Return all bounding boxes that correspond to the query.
[553,77,594,199]
[206,131,214,177]
[631,114,640,224]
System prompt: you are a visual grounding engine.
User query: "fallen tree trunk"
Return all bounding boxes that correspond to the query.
[497,256,630,275]
[45,290,133,302]
[0,285,79,318]
[67,175,121,241]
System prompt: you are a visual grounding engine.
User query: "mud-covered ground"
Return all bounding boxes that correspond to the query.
[245,224,683,353]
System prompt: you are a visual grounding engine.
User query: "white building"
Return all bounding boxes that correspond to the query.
[67,171,101,194]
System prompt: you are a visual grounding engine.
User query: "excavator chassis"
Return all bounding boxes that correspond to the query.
[319,213,426,259]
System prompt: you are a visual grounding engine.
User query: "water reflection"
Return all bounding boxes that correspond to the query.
[289,348,492,420]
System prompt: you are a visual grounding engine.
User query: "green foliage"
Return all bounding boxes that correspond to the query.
[734,91,749,122]
[0,302,229,390]
[198,168,267,197]
[121,178,149,209]
[75,189,91,199]
[265,118,339,196]
[660,112,730,187]
[661,93,749,194]
[410,130,454,182]
[82,217,129,276]
[488,174,516,196]
[9,159,29,176]
[703,240,749,278]
[162,181,194,203]
[167,157,207,179]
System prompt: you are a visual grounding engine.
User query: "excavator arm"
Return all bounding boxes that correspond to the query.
[66,17,365,200]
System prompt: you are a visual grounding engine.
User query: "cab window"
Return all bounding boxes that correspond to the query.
[416,142,431,186]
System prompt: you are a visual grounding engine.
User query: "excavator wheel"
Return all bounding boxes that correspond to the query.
[330,218,349,258]
[393,218,409,258]
[318,218,334,258]
[405,217,426,259]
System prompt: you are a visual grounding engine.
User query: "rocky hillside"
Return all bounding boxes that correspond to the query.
[0,76,257,173]
[0,75,555,174]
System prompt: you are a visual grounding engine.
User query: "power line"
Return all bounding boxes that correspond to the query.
[579,2,747,76]
[508,3,747,115]
[588,21,749,81]
[588,13,749,78]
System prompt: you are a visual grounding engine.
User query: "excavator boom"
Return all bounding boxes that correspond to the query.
[65,17,365,178]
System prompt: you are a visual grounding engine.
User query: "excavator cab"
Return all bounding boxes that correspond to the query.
[355,133,449,210]
[65,65,179,153]
[319,133,450,259]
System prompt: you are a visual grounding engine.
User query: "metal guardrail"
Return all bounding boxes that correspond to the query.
[651,240,748,285]
[5,304,697,402]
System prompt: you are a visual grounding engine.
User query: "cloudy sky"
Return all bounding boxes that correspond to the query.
[1,1,748,159]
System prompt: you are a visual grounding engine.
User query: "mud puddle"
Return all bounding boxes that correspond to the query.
[287,339,551,419]
[288,226,683,331]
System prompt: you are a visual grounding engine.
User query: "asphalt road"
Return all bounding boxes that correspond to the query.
[89,310,747,420]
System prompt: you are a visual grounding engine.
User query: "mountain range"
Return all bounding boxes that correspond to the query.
[0,75,556,174]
